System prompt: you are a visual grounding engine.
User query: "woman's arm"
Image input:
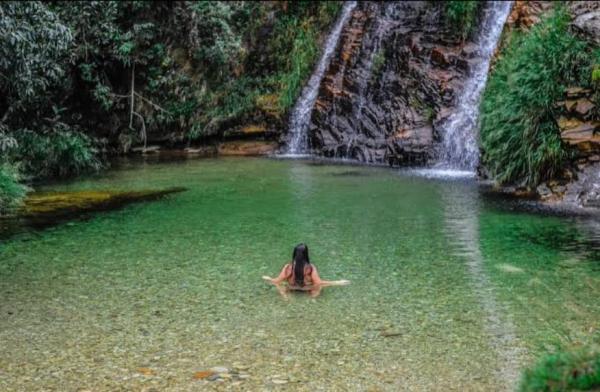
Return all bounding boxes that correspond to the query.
[262,263,292,285]
[310,265,350,287]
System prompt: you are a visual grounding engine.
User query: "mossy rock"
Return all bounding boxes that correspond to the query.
[20,187,186,217]
[519,347,600,391]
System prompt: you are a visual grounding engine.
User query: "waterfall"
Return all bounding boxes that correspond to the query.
[286,1,357,155]
[438,1,512,170]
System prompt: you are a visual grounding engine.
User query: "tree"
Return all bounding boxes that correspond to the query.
[0,2,72,126]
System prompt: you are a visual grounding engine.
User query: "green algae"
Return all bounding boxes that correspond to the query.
[21,187,187,216]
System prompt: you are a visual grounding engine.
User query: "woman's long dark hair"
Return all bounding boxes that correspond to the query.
[292,243,310,286]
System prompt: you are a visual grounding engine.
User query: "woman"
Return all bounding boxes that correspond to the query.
[262,244,349,297]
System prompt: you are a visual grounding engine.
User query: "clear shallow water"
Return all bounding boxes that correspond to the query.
[0,157,598,391]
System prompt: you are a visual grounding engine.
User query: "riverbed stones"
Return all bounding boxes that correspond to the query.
[209,366,229,374]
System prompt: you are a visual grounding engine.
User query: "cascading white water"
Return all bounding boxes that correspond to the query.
[286,1,357,155]
[438,1,512,170]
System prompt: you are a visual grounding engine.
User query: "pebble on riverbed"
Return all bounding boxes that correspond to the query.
[193,366,254,383]
[192,370,215,380]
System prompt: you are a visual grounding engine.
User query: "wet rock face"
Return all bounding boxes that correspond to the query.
[506,1,553,29]
[308,1,482,166]
[556,163,600,208]
[570,1,600,45]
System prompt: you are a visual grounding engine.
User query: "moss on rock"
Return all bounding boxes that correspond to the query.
[21,188,186,217]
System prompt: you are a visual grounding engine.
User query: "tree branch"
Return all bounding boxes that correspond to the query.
[129,63,135,129]
[134,92,172,114]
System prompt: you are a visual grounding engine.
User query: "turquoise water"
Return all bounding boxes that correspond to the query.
[1,157,599,391]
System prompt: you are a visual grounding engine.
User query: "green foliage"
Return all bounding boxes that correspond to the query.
[480,8,596,186]
[519,347,600,391]
[0,163,27,215]
[0,2,71,115]
[592,65,600,84]
[188,1,243,81]
[9,128,101,179]
[270,2,342,112]
[443,1,481,39]
[276,23,319,111]
[0,0,343,191]
[372,49,386,77]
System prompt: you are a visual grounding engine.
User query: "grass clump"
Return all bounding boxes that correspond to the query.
[480,7,597,186]
[443,1,482,39]
[519,347,600,391]
[268,2,342,113]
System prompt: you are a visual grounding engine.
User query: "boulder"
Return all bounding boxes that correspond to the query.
[506,1,553,29]
[131,145,160,154]
[566,87,592,98]
[223,124,270,139]
[572,9,600,45]
[430,47,452,67]
[560,121,600,153]
[558,116,584,131]
[217,141,278,156]
[575,98,595,117]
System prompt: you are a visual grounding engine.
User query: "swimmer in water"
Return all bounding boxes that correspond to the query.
[262,243,350,298]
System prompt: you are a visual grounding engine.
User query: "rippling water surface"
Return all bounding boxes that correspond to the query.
[1,158,599,391]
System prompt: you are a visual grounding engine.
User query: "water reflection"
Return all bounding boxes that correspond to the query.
[442,181,524,390]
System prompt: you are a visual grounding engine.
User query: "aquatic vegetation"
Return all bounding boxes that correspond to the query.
[519,347,600,391]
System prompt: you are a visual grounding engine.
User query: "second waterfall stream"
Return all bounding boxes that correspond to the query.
[438,1,513,171]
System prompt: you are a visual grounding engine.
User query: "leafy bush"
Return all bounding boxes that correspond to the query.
[480,8,596,186]
[9,128,101,179]
[188,2,243,81]
[0,163,28,215]
[443,1,482,39]
[0,0,343,181]
[520,347,600,391]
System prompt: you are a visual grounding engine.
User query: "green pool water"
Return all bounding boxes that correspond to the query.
[1,157,599,391]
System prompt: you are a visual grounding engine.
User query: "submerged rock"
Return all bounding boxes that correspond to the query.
[193,370,215,380]
[137,367,156,376]
[0,187,186,238]
[21,187,186,218]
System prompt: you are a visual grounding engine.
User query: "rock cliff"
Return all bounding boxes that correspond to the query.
[307,1,489,166]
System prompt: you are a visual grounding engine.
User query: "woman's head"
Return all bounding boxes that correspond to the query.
[292,243,310,286]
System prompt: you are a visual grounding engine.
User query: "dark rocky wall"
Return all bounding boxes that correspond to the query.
[307,1,485,166]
